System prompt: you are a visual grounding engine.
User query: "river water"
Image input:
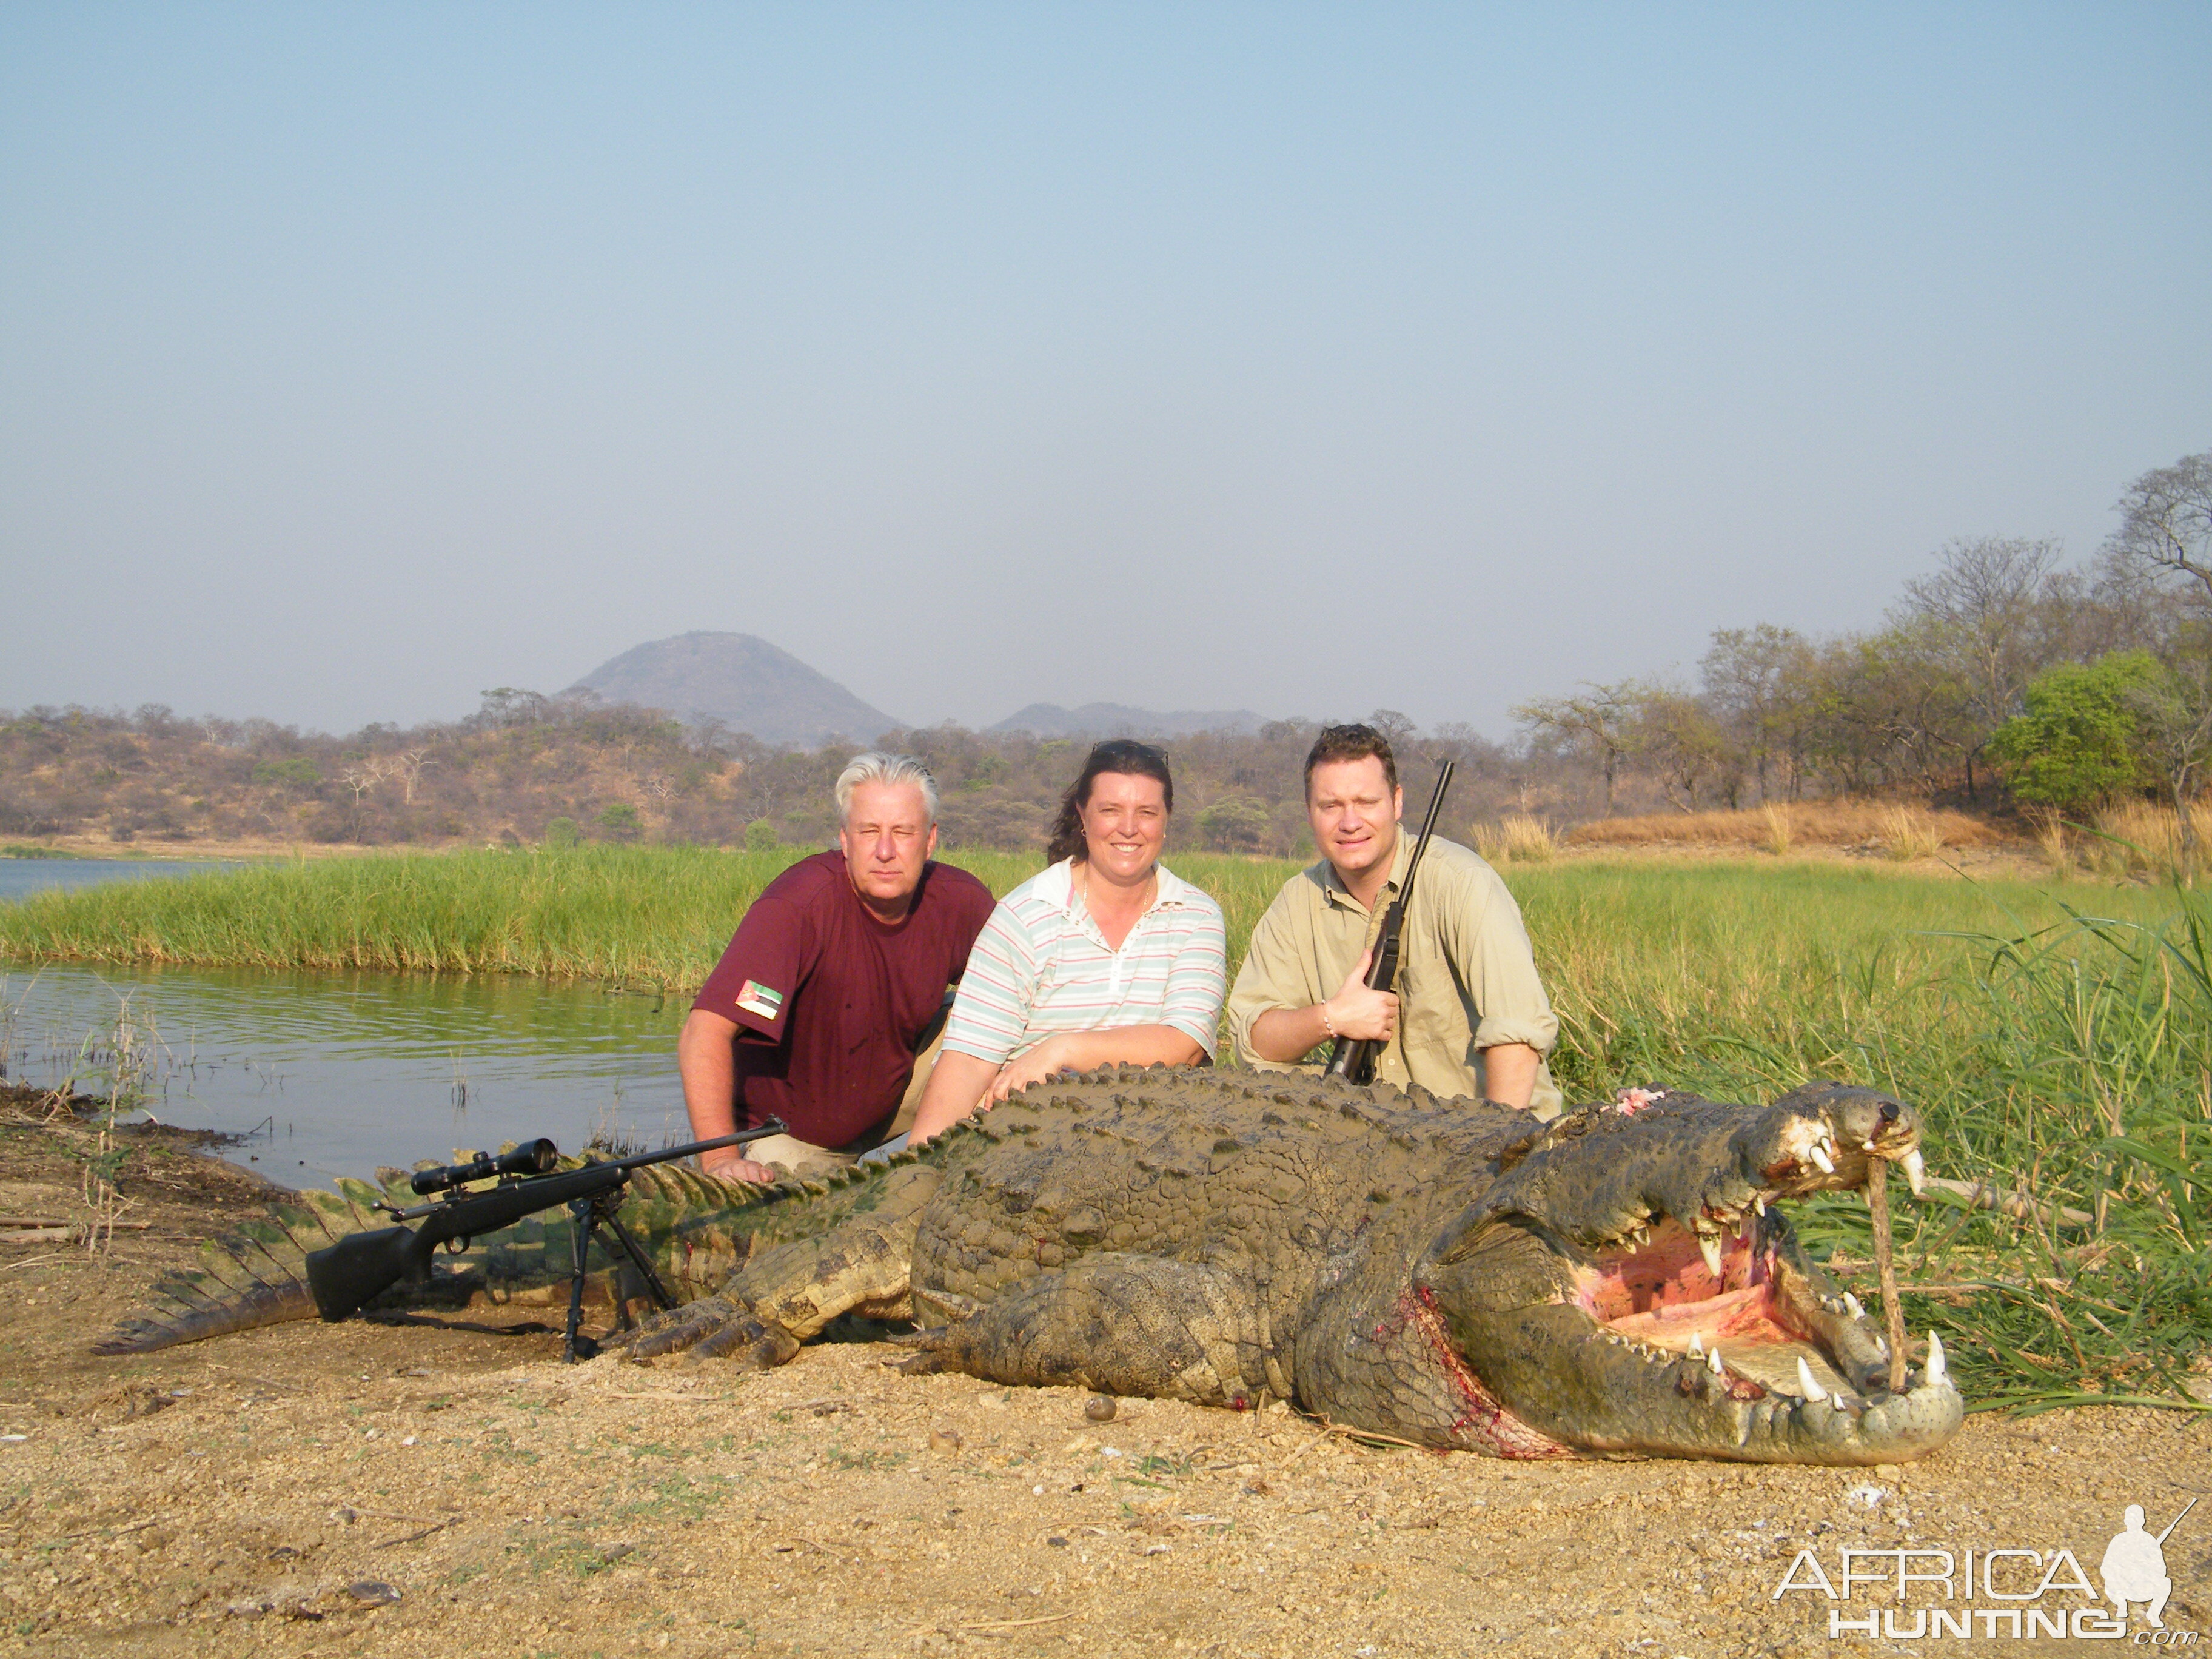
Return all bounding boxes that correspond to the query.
[0,857,243,903]
[1,957,692,1188]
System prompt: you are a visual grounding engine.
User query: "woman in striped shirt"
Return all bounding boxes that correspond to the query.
[907,740,1227,1145]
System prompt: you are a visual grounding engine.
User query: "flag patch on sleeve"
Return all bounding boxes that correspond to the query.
[736,980,785,1021]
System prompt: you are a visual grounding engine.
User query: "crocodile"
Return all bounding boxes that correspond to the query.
[100,1068,1961,1464]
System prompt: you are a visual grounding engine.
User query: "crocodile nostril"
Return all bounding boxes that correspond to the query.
[1879,1102,1900,1123]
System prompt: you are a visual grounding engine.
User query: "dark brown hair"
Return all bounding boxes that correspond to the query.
[1044,739,1175,865]
[1303,723,1399,798]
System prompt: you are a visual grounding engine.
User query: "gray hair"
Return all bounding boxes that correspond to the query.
[834,751,940,825]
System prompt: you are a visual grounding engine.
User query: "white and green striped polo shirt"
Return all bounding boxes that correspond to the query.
[942,858,1227,1066]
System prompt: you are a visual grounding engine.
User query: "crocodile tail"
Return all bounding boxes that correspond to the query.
[90,1150,935,1357]
[91,1176,402,1354]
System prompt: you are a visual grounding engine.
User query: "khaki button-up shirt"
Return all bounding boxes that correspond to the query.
[1225,836,1563,1118]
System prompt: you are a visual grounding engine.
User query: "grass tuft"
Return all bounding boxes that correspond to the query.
[1471,816,1557,865]
[1876,805,1946,862]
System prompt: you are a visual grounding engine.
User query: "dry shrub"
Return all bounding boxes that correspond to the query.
[1758,803,1792,857]
[1877,805,1945,862]
[1565,801,2000,852]
[2025,809,2073,879]
[2087,800,2212,884]
[1472,815,1557,865]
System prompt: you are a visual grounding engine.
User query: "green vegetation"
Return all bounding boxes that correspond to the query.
[0,843,1309,988]
[1989,651,2161,812]
[1519,862,2208,1413]
[0,845,2202,1413]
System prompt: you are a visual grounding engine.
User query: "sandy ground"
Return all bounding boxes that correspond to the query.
[1,1092,2205,1659]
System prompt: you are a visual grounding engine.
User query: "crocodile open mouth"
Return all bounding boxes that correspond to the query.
[1575,1213,1899,1406]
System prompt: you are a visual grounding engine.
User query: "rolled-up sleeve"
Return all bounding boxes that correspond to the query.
[1158,901,1229,1053]
[1449,867,1558,1056]
[942,902,1036,1066]
[1225,899,1319,1068]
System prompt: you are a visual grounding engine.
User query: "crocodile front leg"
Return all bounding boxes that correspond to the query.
[901,1252,1289,1408]
[625,1164,941,1368]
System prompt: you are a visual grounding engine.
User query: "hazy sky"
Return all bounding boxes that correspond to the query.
[4,5,2206,738]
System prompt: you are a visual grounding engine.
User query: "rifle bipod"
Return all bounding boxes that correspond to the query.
[561,1183,677,1363]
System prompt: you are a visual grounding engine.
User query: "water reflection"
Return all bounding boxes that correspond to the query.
[0,858,244,902]
[0,960,691,1186]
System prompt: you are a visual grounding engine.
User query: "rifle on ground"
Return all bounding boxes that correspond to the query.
[303,1121,785,1362]
[1323,761,1455,1087]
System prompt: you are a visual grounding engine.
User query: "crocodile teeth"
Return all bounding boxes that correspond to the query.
[1924,1329,1948,1388]
[1708,1345,1725,1376]
[1862,1138,1878,1153]
[1688,1331,1704,1357]
[1808,1144,1835,1175]
[1844,1293,1865,1321]
[1697,1232,1725,1279]
[1899,1148,1927,1197]
[1832,1392,1849,1411]
[1752,1193,1766,1215]
[1795,1357,1828,1402]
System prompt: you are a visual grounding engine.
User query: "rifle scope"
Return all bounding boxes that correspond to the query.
[409,1138,561,1195]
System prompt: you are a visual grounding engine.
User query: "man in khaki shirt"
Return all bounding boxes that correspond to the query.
[1226,724,1563,1118]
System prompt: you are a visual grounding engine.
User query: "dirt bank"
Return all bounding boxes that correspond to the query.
[1,1094,2204,1658]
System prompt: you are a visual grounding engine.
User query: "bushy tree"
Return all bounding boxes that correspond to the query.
[1988,652,2163,813]
[595,803,643,842]
[1197,794,1272,852]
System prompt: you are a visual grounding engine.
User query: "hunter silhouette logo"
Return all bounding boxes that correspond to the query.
[2102,1498,2193,1631]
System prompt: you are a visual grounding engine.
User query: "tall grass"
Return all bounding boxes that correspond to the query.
[1510,862,2207,1413]
[2088,799,2212,885]
[1470,815,1558,865]
[1565,800,2003,852]
[2,844,2204,1409]
[0,843,1312,991]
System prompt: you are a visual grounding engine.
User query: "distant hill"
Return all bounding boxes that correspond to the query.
[569,632,902,747]
[987,702,1270,739]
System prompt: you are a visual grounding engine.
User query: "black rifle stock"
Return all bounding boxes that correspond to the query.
[303,1123,785,1340]
[1322,760,1455,1087]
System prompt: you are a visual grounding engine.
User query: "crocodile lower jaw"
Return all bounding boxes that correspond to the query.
[1564,1215,1962,1460]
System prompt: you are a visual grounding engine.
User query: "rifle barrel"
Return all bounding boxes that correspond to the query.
[2156,1495,2197,1545]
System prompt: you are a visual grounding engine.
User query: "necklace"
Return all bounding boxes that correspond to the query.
[1076,860,1156,937]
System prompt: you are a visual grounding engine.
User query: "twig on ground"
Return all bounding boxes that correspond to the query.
[957,1610,1079,1632]
[374,1517,461,1549]
[55,1518,159,1543]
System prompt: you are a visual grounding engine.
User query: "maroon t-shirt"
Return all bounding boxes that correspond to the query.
[692,851,996,1149]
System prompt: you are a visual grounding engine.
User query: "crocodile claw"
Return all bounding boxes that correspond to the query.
[622,1295,800,1369]
[893,1328,957,1376]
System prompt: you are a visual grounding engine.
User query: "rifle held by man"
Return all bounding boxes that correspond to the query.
[1323,760,1455,1087]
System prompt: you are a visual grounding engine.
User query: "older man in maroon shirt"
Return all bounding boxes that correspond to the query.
[680,753,994,1183]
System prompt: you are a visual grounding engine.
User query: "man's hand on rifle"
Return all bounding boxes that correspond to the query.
[1324,948,1398,1043]
[1246,947,1400,1064]
[700,1151,779,1186]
